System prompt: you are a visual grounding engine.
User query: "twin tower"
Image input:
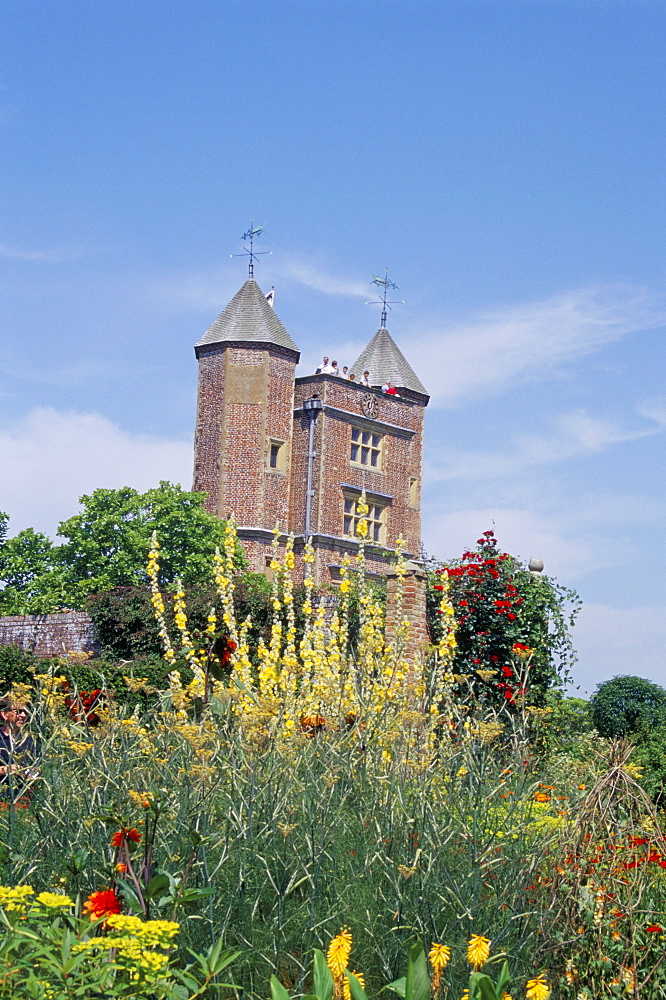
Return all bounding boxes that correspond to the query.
[193,277,429,585]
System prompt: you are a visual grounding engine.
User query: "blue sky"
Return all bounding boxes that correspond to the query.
[1,1,665,694]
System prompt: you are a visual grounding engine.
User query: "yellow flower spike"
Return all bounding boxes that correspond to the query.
[525,974,550,1000]
[467,934,491,970]
[326,927,353,979]
[428,943,451,969]
[343,971,365,1000]
[429,943,451,993]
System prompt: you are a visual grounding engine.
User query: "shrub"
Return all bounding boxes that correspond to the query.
[426,531,580,707]
[590,674,666,738]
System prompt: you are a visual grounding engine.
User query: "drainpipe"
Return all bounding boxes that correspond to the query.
[302,394,323,539]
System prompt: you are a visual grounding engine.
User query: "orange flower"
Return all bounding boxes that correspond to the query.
[534,793,549,803]
[110,827,141,847]
[115,863,127,873]
[83,888,121,919]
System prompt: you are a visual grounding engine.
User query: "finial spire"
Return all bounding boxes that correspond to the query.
[366,268,404,327]
[230,218,271,278]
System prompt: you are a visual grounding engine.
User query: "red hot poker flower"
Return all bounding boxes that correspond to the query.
[83,888,121,919]
[110,827,142,847]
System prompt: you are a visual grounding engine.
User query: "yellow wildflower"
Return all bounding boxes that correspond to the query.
[343,971,365,1000]
[327,927,353,978]
[429,943,451,992]
[36,891,73,908]
[467,934,491,970]
[0,885,35,912]
[429,943,451,970]
[525,974,550,1000]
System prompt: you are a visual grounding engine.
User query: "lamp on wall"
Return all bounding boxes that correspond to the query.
[303,394,324,539]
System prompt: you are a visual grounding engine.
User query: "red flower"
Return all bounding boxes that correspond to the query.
[110,827,141,847]
[646,924,663,933]
[83,888,121,919]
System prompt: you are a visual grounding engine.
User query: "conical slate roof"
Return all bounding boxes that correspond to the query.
[195,279,300,354]
[350,327,428,396]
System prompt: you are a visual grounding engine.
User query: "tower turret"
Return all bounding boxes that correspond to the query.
[193,279,300,564]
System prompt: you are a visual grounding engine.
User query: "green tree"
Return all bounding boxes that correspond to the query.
[427,530,580,706]
[0,483,243,613]
[590,674,666,738]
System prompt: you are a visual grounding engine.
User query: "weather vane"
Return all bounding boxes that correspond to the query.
[230,219,271,278]
[366,268,404,327]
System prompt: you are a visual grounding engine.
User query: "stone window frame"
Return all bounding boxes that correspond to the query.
[267,438,287,474]
[342,489,388,545]
[349,425,384,471]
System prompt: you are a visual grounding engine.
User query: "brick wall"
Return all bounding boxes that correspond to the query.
[0,612,98,658]
[194,341,298,562]
[193,343,225,513]
[292,374,426,582]
[385,561,431,660]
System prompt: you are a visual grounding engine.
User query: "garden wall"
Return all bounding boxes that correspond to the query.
[0,612,99,657]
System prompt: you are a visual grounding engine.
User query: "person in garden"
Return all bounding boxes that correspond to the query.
[0,696,39,801]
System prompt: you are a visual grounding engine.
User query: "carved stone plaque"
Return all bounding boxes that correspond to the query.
[361,392,379,419]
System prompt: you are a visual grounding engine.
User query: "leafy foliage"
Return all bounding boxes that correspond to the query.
[0,482,244,614]
[632,721,666,804]
[590,674,666,738]
[427,530,580,707]
[0,889,239,998]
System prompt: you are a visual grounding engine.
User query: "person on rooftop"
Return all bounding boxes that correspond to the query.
[361,371,370,386]
[383,381,397,395]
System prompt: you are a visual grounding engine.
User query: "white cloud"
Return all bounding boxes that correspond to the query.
[0,243,62,262]
[281,259,368,298]
[0,408,193,538]
[141,267,238,313]
[0,243,92,263]
[143,256,369,315]
[407,284,666,407]
[421,504,602,581]
[425,405,664,483]
[570,602,666,696]
[636,396,666,427]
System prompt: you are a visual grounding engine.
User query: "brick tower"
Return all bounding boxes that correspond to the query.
[291,324,429,584]
[193,279,429,587]
[193,278,300,567]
